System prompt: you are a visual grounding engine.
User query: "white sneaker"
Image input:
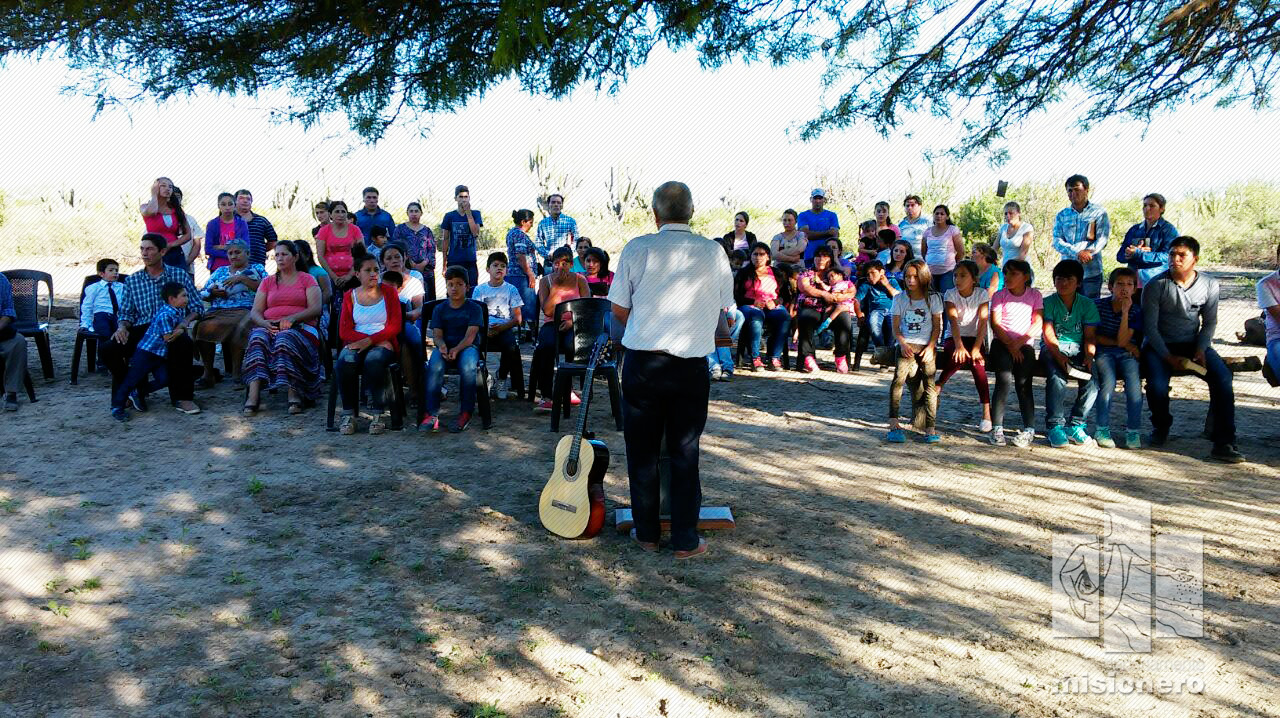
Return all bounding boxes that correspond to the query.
[496,378,509,400]
[485,372,496,396]
[979,419,993,433]
[709,364,723,381]
[989,427,1006,446]
[1011,428,1035,448]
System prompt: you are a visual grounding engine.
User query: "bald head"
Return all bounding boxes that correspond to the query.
[652,181,694,224]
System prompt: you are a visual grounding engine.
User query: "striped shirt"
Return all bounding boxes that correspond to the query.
[242,213,278,266]
[137,304,184,356]
[1093,296,1143,347]
[120,265,203,326]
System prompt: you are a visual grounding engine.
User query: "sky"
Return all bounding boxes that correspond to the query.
[1,46,1278,217]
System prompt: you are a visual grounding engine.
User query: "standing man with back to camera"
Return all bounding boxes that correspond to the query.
[609,181,734,559]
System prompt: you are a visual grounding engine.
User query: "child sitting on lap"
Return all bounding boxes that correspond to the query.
[111,282,188,422]
[817,264,860,334]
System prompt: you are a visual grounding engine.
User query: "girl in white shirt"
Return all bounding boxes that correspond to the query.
[886,259,944,444]
[936,260,993,433]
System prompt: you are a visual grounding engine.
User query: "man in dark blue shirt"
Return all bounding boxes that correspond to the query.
[354,186,396,251]
[234,189,278,266]
[797,188,840,267]
[440,185,484,288]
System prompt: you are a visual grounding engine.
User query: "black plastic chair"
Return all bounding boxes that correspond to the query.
[419,298,493,429]
[2,270,54,380]
[549,297,622,433]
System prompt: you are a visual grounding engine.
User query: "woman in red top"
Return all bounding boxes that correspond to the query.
[581,247,614,296]
[335,255,403,435]
[140,177,190,271]
[316,200,365,292]
[735,242,794,370]
[241,241,324,415]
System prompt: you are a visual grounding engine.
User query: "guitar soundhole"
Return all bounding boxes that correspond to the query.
[551,500,577,514]
[565,460,578,478]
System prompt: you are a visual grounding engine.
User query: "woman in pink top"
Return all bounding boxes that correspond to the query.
[241,240,325,415]
[920,204,965,294]
[987,259,1043,447]
[735,242,794,371]
[530,246,590,410]
[316,200,365,291]
[140,176,191,271]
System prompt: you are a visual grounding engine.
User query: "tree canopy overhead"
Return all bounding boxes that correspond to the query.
[3,0,1276,157]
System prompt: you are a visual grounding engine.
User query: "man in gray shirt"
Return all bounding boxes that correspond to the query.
[1141,237,1242,463]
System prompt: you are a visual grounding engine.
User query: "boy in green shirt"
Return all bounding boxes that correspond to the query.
[1041,259,1100,448]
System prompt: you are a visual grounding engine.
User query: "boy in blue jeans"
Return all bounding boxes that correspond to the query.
[111,282,188,422]
[420,266,483,432]
[1092,267,1144,448]
[1041,259,1099,447]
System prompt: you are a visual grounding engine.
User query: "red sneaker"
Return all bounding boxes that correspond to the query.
[751,357,764,372]
[418,414,439,432]
[450,412,472,433]
[835,356,849,374]
[534,399,553,413]
[803,356,818,373]
[769,358,782,371]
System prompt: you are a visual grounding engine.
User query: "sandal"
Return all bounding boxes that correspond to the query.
[242,402,259,416]
[674,538,709,560]
[288,401,304,415]
[630,528,659,553]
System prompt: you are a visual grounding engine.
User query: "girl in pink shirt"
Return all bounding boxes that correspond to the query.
[987,259,1044,447]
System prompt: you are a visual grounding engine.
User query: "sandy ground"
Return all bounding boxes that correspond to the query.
[0,293,1276,718]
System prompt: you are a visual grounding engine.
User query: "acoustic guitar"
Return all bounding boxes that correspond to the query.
[538,335,610,539]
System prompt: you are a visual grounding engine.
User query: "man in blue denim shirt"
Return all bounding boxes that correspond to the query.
[1116,193,1178,292]
[1052,174,1111,299]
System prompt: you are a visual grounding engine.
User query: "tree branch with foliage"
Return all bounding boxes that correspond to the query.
[2,0,1274,157]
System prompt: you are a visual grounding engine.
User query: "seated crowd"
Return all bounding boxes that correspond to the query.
[3,174,1267,464]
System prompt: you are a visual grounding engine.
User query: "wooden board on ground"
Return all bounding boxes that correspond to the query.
[614,506,736,532]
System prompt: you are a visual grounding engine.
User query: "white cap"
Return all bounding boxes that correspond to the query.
[811,188,826,198]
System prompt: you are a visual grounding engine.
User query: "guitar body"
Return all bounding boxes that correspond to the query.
[539,434,609,538]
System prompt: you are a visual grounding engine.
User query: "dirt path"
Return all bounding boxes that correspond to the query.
[0,304,1276,718]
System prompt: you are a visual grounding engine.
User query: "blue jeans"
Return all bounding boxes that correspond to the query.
[867,309,892,347]
[1042,349,1098,429]
[425,345,479,415]
[337,346,394,412]
[112,349,167,409]
[1267,338,1280,376]
[1143,343,1235,445]
[1093,349,1143,430]
[706,307,744,373]
[933,269,955,294]
[739,305,790,361]
[1081,274,1102,299]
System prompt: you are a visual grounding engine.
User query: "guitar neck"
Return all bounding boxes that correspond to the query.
[566,341,603,462]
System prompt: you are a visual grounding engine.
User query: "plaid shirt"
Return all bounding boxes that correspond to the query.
[204,264,267,310]
[534,214,577,260]
[393,223,437,268]
[120,265,204,326]
[242,213,278,265]
[137,304,184,356]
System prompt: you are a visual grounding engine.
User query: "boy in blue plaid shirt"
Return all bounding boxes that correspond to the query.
[111,282,189,421]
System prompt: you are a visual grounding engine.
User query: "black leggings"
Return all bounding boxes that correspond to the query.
[989,341,1036,429]
[796,307,854,360]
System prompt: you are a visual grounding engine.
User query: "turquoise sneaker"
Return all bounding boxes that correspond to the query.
[923,433,941,444]
[1125,430,1142,449]
[1095,427,1115,448]
[1048,425,1069,448]
[1067,424,1090,445]
[886,428,906,443]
